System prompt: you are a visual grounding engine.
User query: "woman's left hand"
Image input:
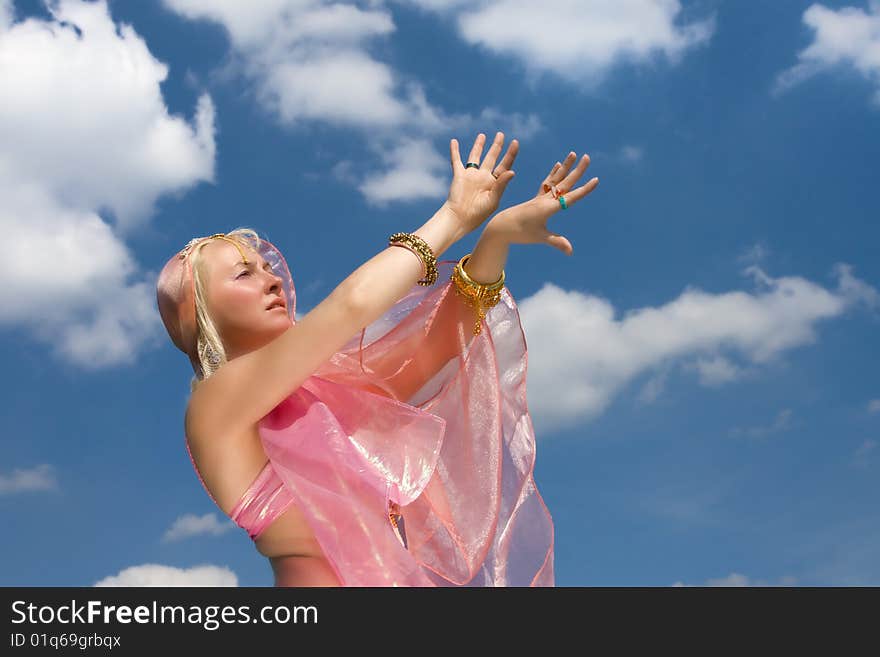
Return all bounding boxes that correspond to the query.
[484,150,599,256]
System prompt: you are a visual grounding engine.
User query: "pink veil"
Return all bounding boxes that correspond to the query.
[183,236,555,586]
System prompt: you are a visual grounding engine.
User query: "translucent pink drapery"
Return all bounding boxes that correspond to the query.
[256,258,555,586]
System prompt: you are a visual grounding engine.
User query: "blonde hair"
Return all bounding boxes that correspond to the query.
[187,227,263,393]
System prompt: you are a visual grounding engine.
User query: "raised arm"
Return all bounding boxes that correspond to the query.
[187,133,519,441]
[359,146,601,405]
[187,202,465,441]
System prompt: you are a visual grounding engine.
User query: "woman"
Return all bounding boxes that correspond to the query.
[157,132,598,586]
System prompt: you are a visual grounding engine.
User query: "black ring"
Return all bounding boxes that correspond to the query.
[465,162,480,169]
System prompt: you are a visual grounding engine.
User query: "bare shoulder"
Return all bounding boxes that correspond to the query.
[185,285,365,441]
[184,393,271,514]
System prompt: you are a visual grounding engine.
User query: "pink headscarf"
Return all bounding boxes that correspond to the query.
[156,231,555,586]
[156,233,296,372]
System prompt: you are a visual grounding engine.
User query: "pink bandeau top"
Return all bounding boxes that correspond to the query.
[184,438,296,540]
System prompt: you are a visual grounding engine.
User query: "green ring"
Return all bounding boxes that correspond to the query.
[465,162,479,169]
[559,195,568,210]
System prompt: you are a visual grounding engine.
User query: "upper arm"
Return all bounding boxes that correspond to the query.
[188,285,365,439]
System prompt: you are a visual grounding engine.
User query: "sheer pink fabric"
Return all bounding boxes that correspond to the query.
[183,438,297,541]
[259,259,555,586]
[161,234,554,586]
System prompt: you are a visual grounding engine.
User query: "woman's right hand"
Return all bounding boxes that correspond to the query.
[444,132,518,235]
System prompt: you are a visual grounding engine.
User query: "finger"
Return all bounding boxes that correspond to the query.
[540,227,574,256]
[466,133,486,167]
[493,169,515,196]
[481,131,505,171]
[550,151,578,184]
[557,154,591,193]
[559,176,599,206]
[450,138,464,173]
[539,161,561,195]
[493,139,519,177]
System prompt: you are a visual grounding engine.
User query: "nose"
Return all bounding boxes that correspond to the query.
[264,269,283,293]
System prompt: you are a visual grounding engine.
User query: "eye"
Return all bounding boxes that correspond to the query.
[236,270,250,278]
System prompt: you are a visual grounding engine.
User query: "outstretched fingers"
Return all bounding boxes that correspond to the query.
[450,138,464,173]
[558,176,599,207]
[558,154,591,192]
[481,131,505,171]
[493,138,519,177]
[552,152,578,184]
[539,151,576,195]
[466,133,487,166]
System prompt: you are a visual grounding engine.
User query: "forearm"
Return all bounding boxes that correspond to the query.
[367,224,512,403]
[460,222,510,285]
[344,201,467,325]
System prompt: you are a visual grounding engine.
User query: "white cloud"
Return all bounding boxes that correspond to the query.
[0,464,57,494]
[672,572,798,586]
[0,0,216,368]
[94,563,238,586]
[357,136,449,205]
[636,367,669,403]
[163,0,409,128]
[162,0,541,203]
[619,145,644,163]
[0,0,215,228]
[728,408,794,439]
[401,0,715,86]
[775,1,880,106]
[519,262,879,434]
[737,241,772,266]
[686,355,747,387]
[0,0,13,31]
[161,513,237,542]
[867,399,880,413]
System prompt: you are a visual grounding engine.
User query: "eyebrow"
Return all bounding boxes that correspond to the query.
[235,259,274,272]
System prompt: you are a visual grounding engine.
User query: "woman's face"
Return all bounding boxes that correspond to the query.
[200,240,292,358]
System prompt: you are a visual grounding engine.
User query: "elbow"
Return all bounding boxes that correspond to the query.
[340,281,369,326]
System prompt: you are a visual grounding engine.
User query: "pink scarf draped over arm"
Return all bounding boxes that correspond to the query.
[255,259,555,586]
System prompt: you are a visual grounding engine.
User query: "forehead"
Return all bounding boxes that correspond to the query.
[200,239,267,272]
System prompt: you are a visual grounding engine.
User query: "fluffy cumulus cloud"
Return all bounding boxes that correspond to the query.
[356,136,449,205]
[399,0,716,86]
[94,563,238,586]
[519,262,879,435]
[164,0,409,127]
[162,0,543,204]
[672,572,798,586]
[0,0,13,30]
[775,1,880,106]
[161,512,236,543]
[0,0,216,367]
[0,464,57,494]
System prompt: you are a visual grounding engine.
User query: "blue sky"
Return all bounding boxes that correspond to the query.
[1,0,878,587]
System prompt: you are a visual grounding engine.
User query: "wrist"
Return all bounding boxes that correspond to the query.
[412,202,468,262]
[482,213,512,245]
[438,201,469,243]
[464,226,509,285]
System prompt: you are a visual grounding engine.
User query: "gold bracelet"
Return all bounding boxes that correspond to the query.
[388,232,438,286]
[451,253,505,336]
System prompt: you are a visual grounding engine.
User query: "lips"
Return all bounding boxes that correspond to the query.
[266,299,286,311]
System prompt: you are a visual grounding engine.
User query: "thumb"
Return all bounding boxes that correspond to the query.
[544,231,573,256]
[495,169,515,195]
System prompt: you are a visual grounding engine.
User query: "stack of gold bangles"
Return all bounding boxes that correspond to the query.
[450,253,504,336]
[389,232,439,286]
[388,232,505,336]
